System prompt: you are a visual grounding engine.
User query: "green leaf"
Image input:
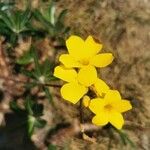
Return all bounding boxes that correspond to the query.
[40,59,53,79]
[16,50,33,65]
[0,2,14,11]
[21,69,35,79]
[28,115,36,136]
[34,118,47,128]
[42,2,56,25]
[32,103,44,117]
[33,9,54,28]
[27,116,46,137]
[31,46,41,77]
[43,87,53,103]
[57,9,67,23]
[115,129,135,148]
[49,2,55,25]
[54,21,65,34]
[25,82,37,89]
[25,97,34,115]
[20,7,31,31]
[48,144,57,150]
[0,10,13,30]
[10,101,26,115]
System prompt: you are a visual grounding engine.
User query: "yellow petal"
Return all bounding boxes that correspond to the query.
[85,36,102,57]
[94,78,110,96]
[113,99,132,113]
[104,90,121,104]
[61,82,88,104]
[78,66,97,87]
[89,98,106,114]
[90,53,114,67]
[59,54,82,68]
[82,95,91,107]
[109,112,124,129]
[66,35,85,60]
[54,66,77,82]
[92,113,108,126]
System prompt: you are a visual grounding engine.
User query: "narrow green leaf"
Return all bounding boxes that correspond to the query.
[57,9,67,23]
[16,50,33,65]
[43,87,52,103]
[20,7,31,31]
[33,9,54,28]
[0,10,13,30]
[34,118,47,128]
[21,69,35,78]
[25,97,33,115]
[115,129,135,148]
[49,2,55,25]
[40,59,53,77]
[28,115,36,136]
[0,2,14,11]
[31,46,41,77]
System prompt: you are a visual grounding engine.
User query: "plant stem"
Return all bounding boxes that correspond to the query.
[79,99,84,133]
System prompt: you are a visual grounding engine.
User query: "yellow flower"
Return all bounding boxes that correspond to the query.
[89,90,132,129]
[54,65,97,104]
[59,35,114,70]
[92,78,110,97]
[82,95,91,107]
[83,78,110,107]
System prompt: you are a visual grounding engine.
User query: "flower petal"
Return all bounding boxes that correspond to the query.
[94,78,110,96]
[113,99,132,113]
[109,112,124,129]
[59,54,82,68]
[85,36,102,57]
[82,95,91,107]
[66,35,85,60]
[92,113,109,126]
[54,66,77,82]
[90,53,114,67]
[78,66,97,87]
[89,98,106,114]
[61,82,88,104]
[104,90,121,104]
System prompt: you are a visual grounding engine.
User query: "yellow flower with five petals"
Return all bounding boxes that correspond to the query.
[89,90,132,129]
[59,35,114,78]
[54,65,97,104]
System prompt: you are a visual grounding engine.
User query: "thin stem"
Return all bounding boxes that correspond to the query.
[79,99,84,134]
[0,76,61,88]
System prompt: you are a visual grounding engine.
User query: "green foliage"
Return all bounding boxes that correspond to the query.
[25,97,46,137]
[0,2,14,11]
[10,97,47,137]
[0,0,66,143]
[33,1,70,39]
[0,6,32,44]
[115,129,136,148]
[17,46,55,103]
[16,49,34,65]
[48,144,57,150]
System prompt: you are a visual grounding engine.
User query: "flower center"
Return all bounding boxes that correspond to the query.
[104,104,113,111]
[80,59,89,66]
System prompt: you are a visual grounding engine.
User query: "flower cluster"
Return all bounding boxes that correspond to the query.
[54,35,132,129]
